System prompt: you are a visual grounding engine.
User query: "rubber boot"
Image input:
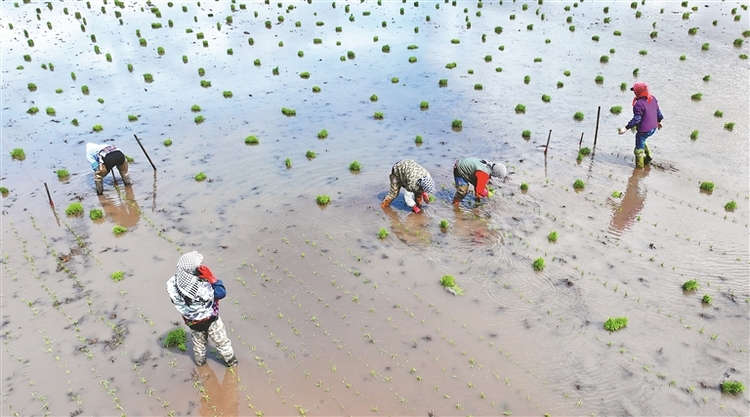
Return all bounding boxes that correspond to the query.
[95,179,104,195]
[380,197,393,209]
[121,173,132,186]
[643,144,652,165]
[225,355,238,367]
[634,148,645,169]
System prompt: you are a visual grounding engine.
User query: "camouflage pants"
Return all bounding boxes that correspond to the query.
[191,317,234,365]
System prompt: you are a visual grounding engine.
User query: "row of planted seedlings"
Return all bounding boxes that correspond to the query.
[232,228,574,414]
[487,161,749,404]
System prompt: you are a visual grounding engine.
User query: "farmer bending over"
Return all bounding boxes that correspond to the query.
[452,158,507,204]
[381,159,436,213]
[86,142,131,195]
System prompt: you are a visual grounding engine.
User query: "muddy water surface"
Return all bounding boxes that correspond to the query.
[2,0,749,416]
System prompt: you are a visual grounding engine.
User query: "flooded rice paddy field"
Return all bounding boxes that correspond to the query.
[2,0,749,415]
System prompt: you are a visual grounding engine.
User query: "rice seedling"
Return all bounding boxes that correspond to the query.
[0,187,7,196]
[445,62,457,69]
[499,45,505,51]
[691,93,702,100]
[574,112,584,121]
[592,35,600,41]
[316,195,331,205]
[409,56,417,63]
[595,75,604,84]
[139,38,147,46]
[194,172,207,182]
[163,139,172,146]
[440,220,449,229]
[573,179,585,189]
[420,101,429,109]
[604,317,628,331]
[317,130,328,139]
[349,161,361,171]
[378,228,389,239]
[610,106,623,115]
[439,79,448,86]
[381,44,390,52]
[569,25,575,32]
[724,122,735,131]
[374,112,384,119]
[600,55,609,63]
[248,37,255,45]
[440,275,464,295]
[495,67,503,72]
[736,38,745,47]
[690,130,699,140]
[613,30,622,36]
[713,110,723,117]
[82,85,90,94]
[111,271,125,282]
[532,258,545,271]
[281,107,296,116]
[23,54,31,62]
[66,202,84,216]
[27,82,37,91]
[557,81,564,88]
[143,73,153,82]
[612,191,622,198]
[527,24,533,30]
[524,75,531,84]
[701,43,709,51]
[725,200,737,211]
[56,169,69,178]
[515,104,526,113]
[245,135,259,145]
[306,150,316,158]
[370,94,378,102]
[548,231,557,242]
[285,158,292,168]
[254,59,261,66]
[71,119,79,126]
[474,84,483,90]
[682,279,698,291]
[93,124,103,132]
[97,98,104,104]
[227,48,234,55]
[720,381,744,394]
[223,90,233,98]
[300,71,310,79]
[27,106,39,115]
[89,208,104,220]
[699,182,714,192]
[163,328,187,351]
[451,119,462,128]
[701,294,712,304]
[522,130,531,139]
[415,135,423,144]
[194,115,205,124]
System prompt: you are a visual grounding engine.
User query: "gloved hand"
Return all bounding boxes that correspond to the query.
[412,206,421,213]
[196,265,218,284]
[657,122,663,130]
[421,192,430,204]
[618,127,628,135]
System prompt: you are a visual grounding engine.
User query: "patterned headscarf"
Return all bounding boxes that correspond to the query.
[631,82,652,105]
[481,160,507,180]
[175,251,211,300]
[417,175,436,195]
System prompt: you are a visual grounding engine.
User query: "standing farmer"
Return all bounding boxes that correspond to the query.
[166,251,237,367]
[452,158,507,204]
[381,159,436,213]
[618,82,664,168]
[86,142,132,195]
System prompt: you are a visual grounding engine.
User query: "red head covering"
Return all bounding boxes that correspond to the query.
[631,82,652,105]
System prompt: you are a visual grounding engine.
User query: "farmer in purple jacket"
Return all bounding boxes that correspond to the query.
[618,82,664,168]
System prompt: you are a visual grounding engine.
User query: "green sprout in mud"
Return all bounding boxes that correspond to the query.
[90,209,104,220]
[445,62,457,69]
[690,93,702,101]
[701,294,712,304]
[111,271,125,282]
[317,129,328,139]
[724,122,735,131]
[474,84,483,90]
[610,106,622,115]
[285,158,292,168]
[223,91,233,98]
[377,228,389,239]
[316,195,331,205]
[721,381,744,394]
[520,182,529,191]
[126,114,138,122]
[56,169,69,178]
[604,317,628,331]
[313,38,322,44]
[515,104,526,113]
[533,258,545,271]
[245,135,259,145]
[194,115,205,124]
[113,225,127,235]
[420,101,429,109]
[690,130,699,140]
[612,191,623,198]
[27,106,39,114]
[282,107,296,116]
[452,119,463,128]
[682,279,698,291]
[163,138,172,147]
[66,202,84,216]
[28,82,37,91]
[725,200,737,211]
[699,182,714,192]
[143,73,153,82]
[71,119,79,126]
[440,275,464,295]
[415,135,423,144]
[548,231,557,242]
[573,112,584,121]
[200,80,211,88]
[349,161,361,171]
[191,104,201,112]
[524,75,531,84]
[595,75,604,84]
[573,179,585,189]
[306,151,316,159]
[164,328,187,351]
[194,172,207,182]
[374,112,384,120]
[0,187,8,196]
[701,43,709,51]
[522,130,531,139]
[312,86,320,93]
[541,94,551,103]
[300,71,310,79]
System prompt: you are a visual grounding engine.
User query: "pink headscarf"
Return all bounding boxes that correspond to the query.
[631,82,652,106]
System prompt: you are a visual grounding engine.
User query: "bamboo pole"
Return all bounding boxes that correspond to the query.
[134,134,157,171]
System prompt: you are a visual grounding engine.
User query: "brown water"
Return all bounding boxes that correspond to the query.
[2,0,749,416]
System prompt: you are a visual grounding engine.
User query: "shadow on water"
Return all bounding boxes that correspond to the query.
[608,166,650,238]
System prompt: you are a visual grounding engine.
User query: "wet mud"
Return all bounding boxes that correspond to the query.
[1,0,749,416]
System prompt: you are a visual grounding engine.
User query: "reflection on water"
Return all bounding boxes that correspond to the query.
[609,167,650,237]
[383,206,432,246]
[197,365,239,417]
[451,204,500,245]
[99,185,141,228]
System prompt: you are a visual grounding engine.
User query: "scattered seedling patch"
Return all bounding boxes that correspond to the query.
[682,279,698,291]
[65,202,84,216]
[699,182,714,192]
[56,169,69,178]
[724,200,737,211]
[111,270,125,282]
[89,209,104,220]
[533,257,545,271]
[316,195,331,205]
[440,275,464,295]
[604,317,628,331]
[349,161,361,171]
[163,328,187,351]
[245,135,259,145]
[194,172,207,182]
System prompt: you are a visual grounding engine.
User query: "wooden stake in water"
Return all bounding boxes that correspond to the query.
[544,130,552,155]
[44,182,54,206]
[593,106,601,148]
[579,132,584,150]
[111,170,117,186]
[134,134,157,171]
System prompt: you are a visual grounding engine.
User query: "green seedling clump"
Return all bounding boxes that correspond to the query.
[682,279,698,291]
[281,107,296,116]
[28,82,37,91]
[285,158,292,169]
[71,119,79,126]
[690,130,699,140]
[548,231,557,242]
[691,93,702,101]
[300,71,310,79]
[604,317,628,331]
[440,275,464,295]
[194,172,207,181]
[701,294,712,304]
[440,220,449,229]
[374,112,384,119]
[439,79,448,86]
[595,75,604,83]
[128,114,138,122]
[244,135,259,145]
[111,270,125,282]
[349,161,361,171]
[143,73,154,82]
[721,381,745,394]
[89,208,104,220]
[27,106,39,114]
[574,112,584,121]
[573,179,585,189]
[317,129,328,139]
[415,135,423,144]
[699,182,714,192]
[191,104,201,112]
[724,122,735,131]
[610,106,622,114]
[451,119,462,128]
[612,191,623,198]
[520,182,529,191]
[200,80,211,87]
[420,101,429,109]
[391,77,399,83]
[541,94,551,103]
[522,130,531,139]
[316,195,331,205]
[370,94,378,102]
[66,202,84,216]
[0,187,8,196]
[56,169,69,178]
[579,147,592,156]
[312,86,321,93]
[515,104,526,113]
[11,148,26,160]
[163,328,187,351]
[377,227,389,239]
[445,62,457,69]
[725,200,737,211]
[194,115,205,124]
[474,84,483,90]
[93,124,103,132]
[306,150,317,159]
[533,257,545,271]
[223,91,233,98]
